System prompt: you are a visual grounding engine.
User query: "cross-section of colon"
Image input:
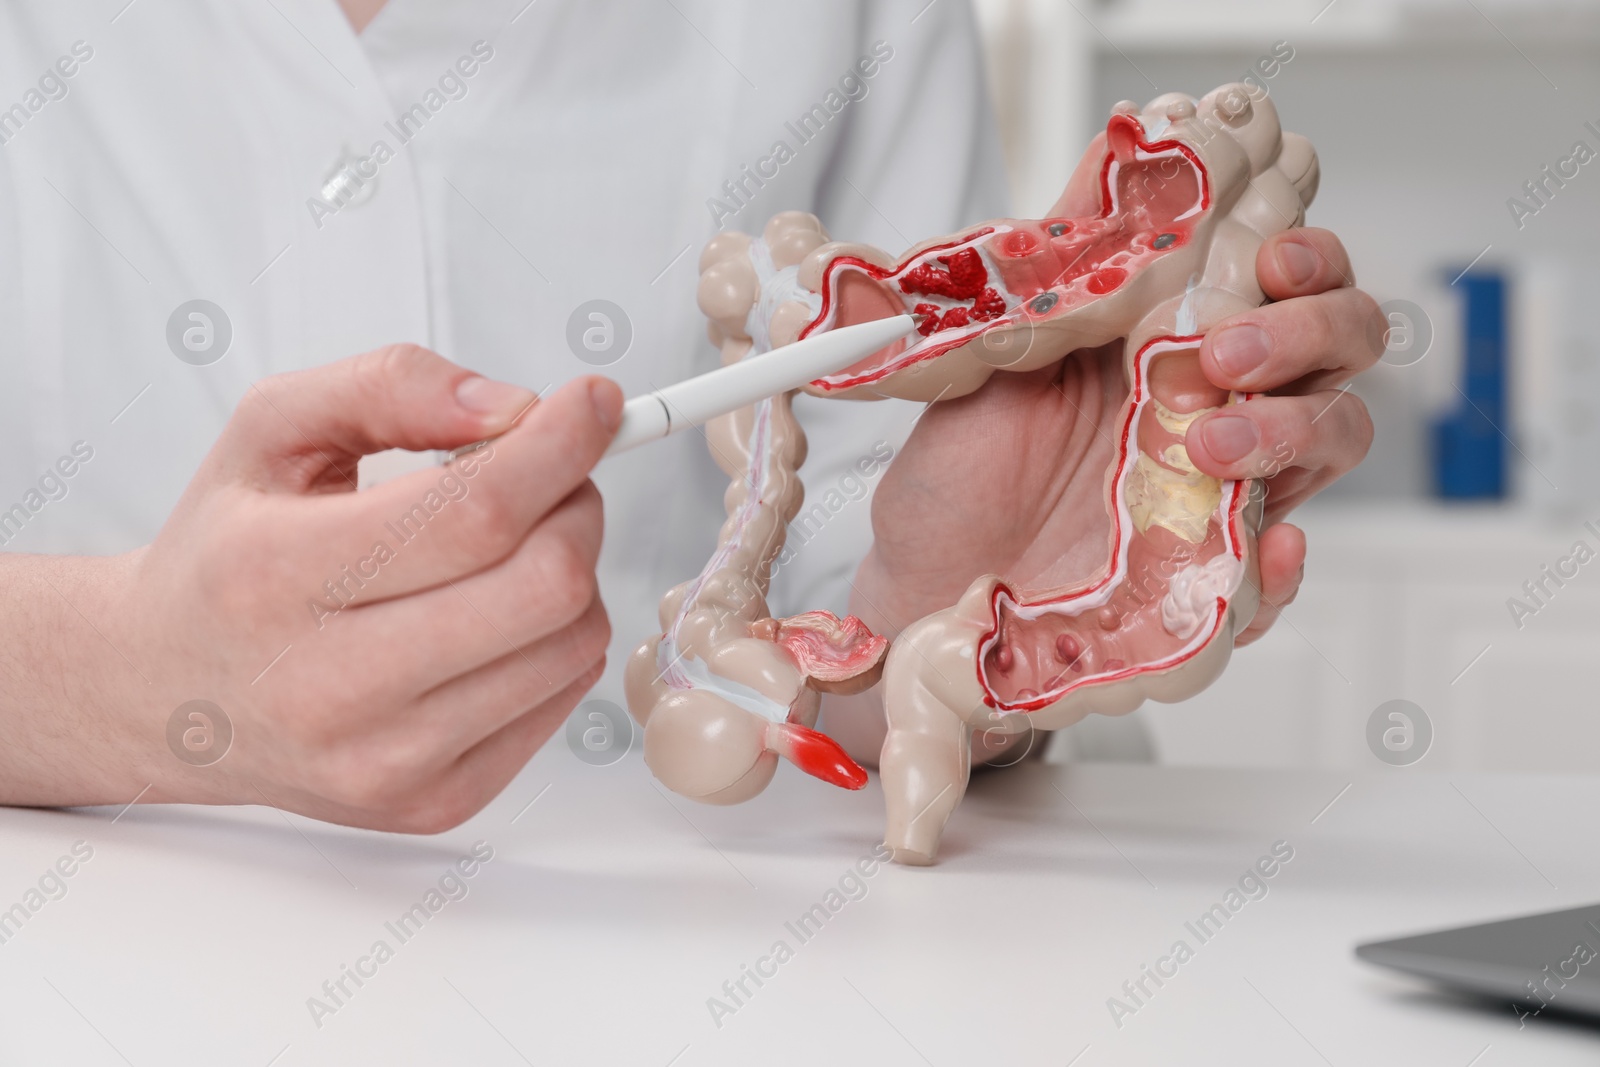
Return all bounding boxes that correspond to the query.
[799,119,1209,398]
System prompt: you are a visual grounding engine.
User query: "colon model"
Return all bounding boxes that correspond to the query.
[625,83,1321,864]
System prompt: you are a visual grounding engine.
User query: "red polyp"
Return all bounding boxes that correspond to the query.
[945,248,988,294]
[939,307,972,330]
[973,287,1006,320]
[1054,633,1081,663]
[1087,267,1129,295]
[900,248,989,301]
[780,724,869,790]
[1000,230,1041,258]
[897,247,1015,337]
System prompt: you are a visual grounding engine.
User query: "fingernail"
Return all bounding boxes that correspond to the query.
[1200,414,1260,463]
[1276,241,1318,287]
[457,376,538,426]
[589,378,623,434]
[1211,324,1270,379]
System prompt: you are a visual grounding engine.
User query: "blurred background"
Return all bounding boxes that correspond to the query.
[968,0,1600,772]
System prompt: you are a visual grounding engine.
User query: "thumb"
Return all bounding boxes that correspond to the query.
[216,345,536,491]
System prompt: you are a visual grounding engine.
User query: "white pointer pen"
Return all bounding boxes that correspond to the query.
[449,314,921,464]
[601,313,918,456]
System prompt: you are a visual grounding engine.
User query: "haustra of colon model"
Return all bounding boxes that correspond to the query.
[624,83,1320,865]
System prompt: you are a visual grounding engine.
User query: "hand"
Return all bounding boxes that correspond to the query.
[0,346,622,832]
[1184,227,1378,643]
[851,229,1376,649]
[828,226,1376,763]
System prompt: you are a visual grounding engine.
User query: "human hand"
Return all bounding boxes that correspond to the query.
[4,346,621,831]
[1183,226,1377,643]
[829,228,1375,761]
[853,222,1376,650]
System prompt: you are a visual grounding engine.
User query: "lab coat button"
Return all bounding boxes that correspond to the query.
[319,147,380,210]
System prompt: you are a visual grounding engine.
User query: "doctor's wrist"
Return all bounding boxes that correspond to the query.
[0,551,157,807]
[849,547,961,639]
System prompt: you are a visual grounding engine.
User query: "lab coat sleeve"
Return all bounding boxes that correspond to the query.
[765,0,1013,623]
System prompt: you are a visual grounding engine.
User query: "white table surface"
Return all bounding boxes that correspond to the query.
[1,746,1596,1067]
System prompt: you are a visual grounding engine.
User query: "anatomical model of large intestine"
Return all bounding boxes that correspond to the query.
[625,84,1319,864]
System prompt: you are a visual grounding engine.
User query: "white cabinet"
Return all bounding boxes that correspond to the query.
[1138,502,1600,771]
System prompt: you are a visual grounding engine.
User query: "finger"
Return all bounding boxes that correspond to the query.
[1256,227,1355,300]
[1236,523,1305,647]
[401,595,610,758]
[300,376,621,603]
[339,480,605,683]
[1186,389,1374,488]
[309,659,606,834]
[396,660,606,834]
[218,345,538,491]
[1257,465,1327,526]
[1200,287,1385,394]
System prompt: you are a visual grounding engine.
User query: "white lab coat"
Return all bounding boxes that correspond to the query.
[0,0,1008,705]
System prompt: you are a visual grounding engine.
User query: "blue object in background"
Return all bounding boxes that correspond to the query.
[1430,270,1507,500]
